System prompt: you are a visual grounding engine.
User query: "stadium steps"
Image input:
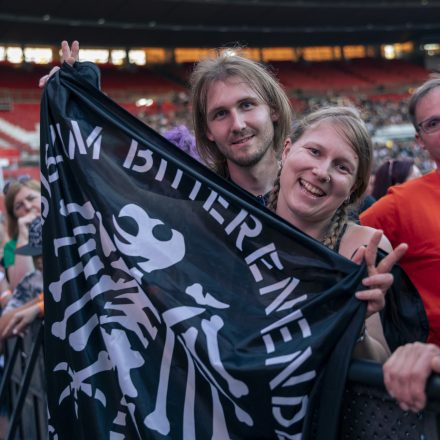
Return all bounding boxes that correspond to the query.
[0,117,39,151]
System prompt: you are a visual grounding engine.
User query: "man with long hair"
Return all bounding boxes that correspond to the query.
[189,51,292,202]
[42,43,293,203]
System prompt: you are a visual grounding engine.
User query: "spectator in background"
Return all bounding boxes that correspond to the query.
[0,216,42,440]
[372,158,421,200]
[0,217,43,340]
[0,212,8,439]
[0,214,9,296]
[1,294,43,339]
[361,77,440,345]
[3,177,41,290]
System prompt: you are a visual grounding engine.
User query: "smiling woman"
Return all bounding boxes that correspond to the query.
[276,118,360,241]
[269,107,376,250]
[268,106,409,361]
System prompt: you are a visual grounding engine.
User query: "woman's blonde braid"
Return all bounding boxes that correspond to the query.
[322,204,348,250]
[267,167,282,211]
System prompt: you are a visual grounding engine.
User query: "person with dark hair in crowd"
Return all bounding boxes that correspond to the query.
[0,217,43,340]
[3,177,41,290]
[267,106,408,360]
[371,158,421,200]
[361,77,440,345]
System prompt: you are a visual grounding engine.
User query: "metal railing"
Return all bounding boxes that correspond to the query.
[0,321,439,439]
[341,360,440,439]
[0,319,46,440]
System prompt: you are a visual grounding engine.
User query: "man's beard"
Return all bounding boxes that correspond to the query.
[225,141,272,168]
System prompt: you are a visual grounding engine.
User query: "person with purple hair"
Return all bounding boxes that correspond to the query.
[163,125,203,163]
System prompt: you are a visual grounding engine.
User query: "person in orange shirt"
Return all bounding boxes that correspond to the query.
[267,106,410,361]
[361,77,440,345]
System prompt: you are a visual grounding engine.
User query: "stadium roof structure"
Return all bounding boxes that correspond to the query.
[1,0,440,48]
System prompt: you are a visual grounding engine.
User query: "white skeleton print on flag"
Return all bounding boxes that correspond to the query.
[41,62,368,440]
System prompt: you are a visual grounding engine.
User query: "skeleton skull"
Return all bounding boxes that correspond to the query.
[113,204,185,273]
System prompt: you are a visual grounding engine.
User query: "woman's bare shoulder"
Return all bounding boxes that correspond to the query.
[340,222,393,258]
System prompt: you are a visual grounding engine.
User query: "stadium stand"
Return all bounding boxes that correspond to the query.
[0,104,39,132]
[0,57,435,175]
[1,1,440,437]
[272,59,429,93]
[272,60,372,92]
[342,58,428,87]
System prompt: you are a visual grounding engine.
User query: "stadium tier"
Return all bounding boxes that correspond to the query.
[0,58,430,97]
[0,57,432,169]
[0,103,39,131]
[0,103,40,158]
[341,58,429,86]
[101,67,186,94]
[272,59,429,92]
[272,61,372,91]
[0,63,185,99]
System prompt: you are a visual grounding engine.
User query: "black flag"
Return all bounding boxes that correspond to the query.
[41,62,372,439]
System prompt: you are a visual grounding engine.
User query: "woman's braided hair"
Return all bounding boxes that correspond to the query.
[268,106,373,251]
[266,166,281,212]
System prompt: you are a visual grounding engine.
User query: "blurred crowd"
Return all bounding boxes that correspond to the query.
[302,94,436,173]
[138,90,436,175]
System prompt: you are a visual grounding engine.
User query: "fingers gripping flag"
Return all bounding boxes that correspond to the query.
[41,63,367,440]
